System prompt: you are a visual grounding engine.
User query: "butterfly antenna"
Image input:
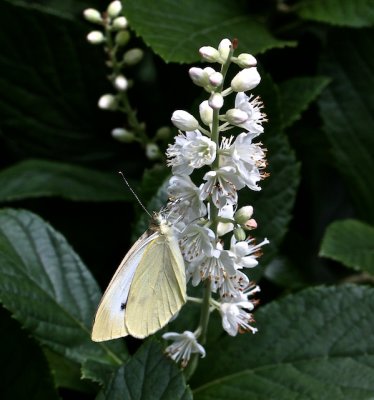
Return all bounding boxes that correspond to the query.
[118,172,153,218]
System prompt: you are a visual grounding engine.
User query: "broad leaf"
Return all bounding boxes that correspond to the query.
[124,0,295,63]
[279,76,330,129]
[0,159,131,203]
[320,219,374,274]
[295,0,374,28]
[318,29,374,223]
[98,340,193,400]
[193,285,374,399]
[0,209,127,374]
[0,307,58,399]
[0,1,118,163]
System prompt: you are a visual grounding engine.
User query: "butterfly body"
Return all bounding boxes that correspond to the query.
[92,213,186,341]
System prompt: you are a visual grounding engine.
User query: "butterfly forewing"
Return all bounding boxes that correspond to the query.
[91,230,159,342]
[125,224,186,338]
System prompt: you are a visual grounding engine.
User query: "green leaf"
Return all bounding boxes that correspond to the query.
[0,307,59,399]
[320,219,374,274]
[318,29,374,223]
[124,0,295,63]
[295,0,374,28]
[0,159,131,203]
[5,0,102,20]
[0,1,117,163]
[98,340,193,400]
[0,209,127,373]
[193,285,374,399]
[279,76,330,129]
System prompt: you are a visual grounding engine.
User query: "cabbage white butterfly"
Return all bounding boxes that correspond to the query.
[91,211,186,341]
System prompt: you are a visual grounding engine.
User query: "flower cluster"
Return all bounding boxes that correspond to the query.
[163,39,269,367]
[84,2,164,159]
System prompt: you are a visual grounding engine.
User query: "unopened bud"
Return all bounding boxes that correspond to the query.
[83,9,102,24]
[244,218,257,230]
[171,110,199,131]
[111,128,135,143]
[123,48,144,65]
[218,38,232,63]
[155,126,171,140]
[87,30,105,44]
[107,1,122,18]
[236,53,257,68]
[112,16,128,30]
[209,72,223,87]
[146,143,161,160]
[115,30,130,46]
[199,100,213,125]
[208,93,224,110]
[114,75,129,91]
[199,46,220,62]
[234,227,246,241]
[235,206,254,224]
[98,94,117,110]
[225,109,248,125]
[231,67,261,92]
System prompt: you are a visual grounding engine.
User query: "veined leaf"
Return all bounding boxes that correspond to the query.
[193,285,374,399]
[0,209,127,375]
[124,0,295,63]
[0,159,131,203]
[320,219,374,274]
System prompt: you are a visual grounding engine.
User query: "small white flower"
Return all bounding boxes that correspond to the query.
[234,93,267,135]
[231,67,261,92]
[220,300,257,336]
[171,110,199,131]
[167,130,216,175]
[199,46,220,62]
[199,100,213,126]
[87,30,105,44]
[83,8,102,24]
[107,0,122,18]
[112,16,128,30]
[180,223,215,262]
[163,331,206,368]
[230,236,269,269]
[168,175,207,222]
[200,166,245,208]
[98,94,116,109]
[220,270,250,298]
[114,75,128,91]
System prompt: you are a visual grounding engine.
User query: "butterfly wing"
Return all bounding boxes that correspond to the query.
[91,230,159,342]
[125,225,186,338]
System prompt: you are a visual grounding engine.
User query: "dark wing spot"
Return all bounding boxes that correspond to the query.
[120,303,126,311]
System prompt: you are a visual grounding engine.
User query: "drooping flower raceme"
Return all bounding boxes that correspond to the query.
[162,39,269,369]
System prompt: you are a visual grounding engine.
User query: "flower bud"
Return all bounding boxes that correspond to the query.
[111,128,135,143]
[244,218,257,230]
[189,67,206,87]
[171,110,199,130]
[87,31,105,44]
[199,100,213,125]
[107,1,122,18]
[114,75,128,91]
[217,221,234,237]
[83,8,102,24]
[236,53,257,68]
[208,93,224,110]
[218,38,232,62]
[231,67,261,92]
[146,143,161,160]
[225,109,248,124]
[209,72,223,87]
[98,94,117,110]
[112,16,128,30]
[155,126,171,140]
[234,227,246,241]
[199,46,220,62]
[235,206,254,224]
[115,30,130,46]
[123,48,144,65]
